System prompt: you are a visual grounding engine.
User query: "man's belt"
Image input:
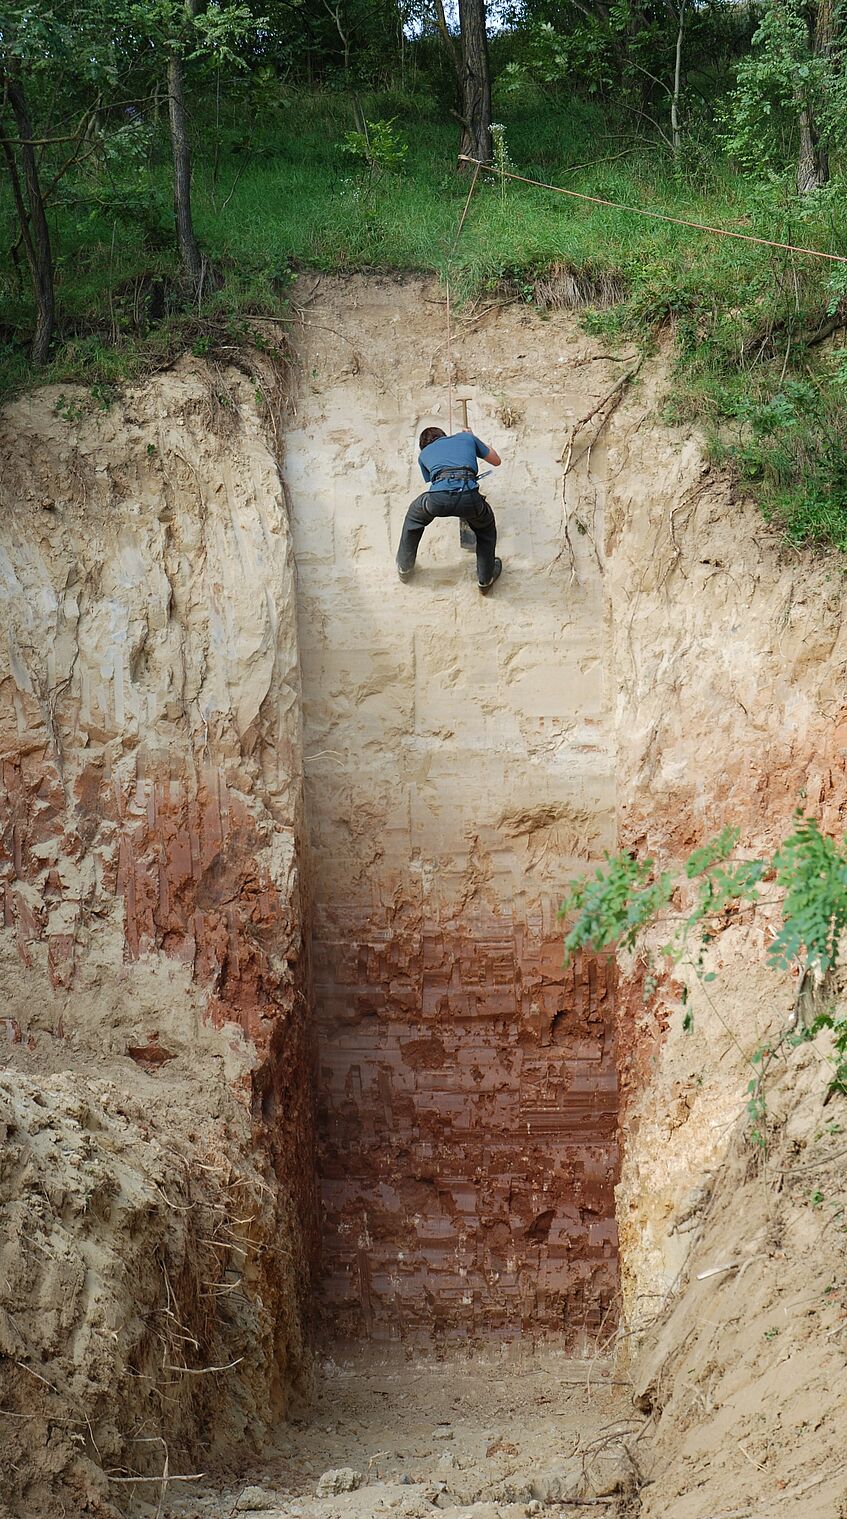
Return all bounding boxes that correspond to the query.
[430,465,478,489]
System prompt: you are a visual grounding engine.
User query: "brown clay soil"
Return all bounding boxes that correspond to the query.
[168,1345,627,1519]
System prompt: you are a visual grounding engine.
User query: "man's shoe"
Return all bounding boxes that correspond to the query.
[397,563,414,582]
[478,558,502,595]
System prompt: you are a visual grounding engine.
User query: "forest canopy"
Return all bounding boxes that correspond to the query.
[2,0,847,547]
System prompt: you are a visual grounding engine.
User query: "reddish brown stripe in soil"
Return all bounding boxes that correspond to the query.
[0,748,320,1278]
[316,911,618,1341]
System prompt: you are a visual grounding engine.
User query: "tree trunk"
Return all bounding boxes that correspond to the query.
[167,48,203,290]
[670,0,687,159]
[433,0,462,89]
[458,0,491,169]
[796,0,834,193]
[3,74,55,364]
[796,105,828,191]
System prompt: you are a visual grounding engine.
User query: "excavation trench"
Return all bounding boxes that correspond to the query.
[285,277,620,1344]
[165,276,631,1517]
[0,280,629,1519]
[8,277,847,1519]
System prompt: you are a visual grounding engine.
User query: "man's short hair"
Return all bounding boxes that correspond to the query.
[419,426,446,451]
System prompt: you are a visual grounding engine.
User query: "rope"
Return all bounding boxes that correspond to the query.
[451,158,483,255]
[446,275,454,432]
[444,159,484,434]
[457,154,847,266]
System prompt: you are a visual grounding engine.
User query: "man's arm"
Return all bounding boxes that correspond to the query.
[470,433,501,468]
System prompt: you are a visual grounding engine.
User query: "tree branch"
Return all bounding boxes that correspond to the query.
[433,0,462,85]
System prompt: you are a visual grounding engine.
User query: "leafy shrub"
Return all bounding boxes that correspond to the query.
[341,117,407,178]
[560,813,847,1136]
[723,0,847,178]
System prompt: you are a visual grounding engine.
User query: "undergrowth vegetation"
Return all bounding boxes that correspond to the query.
[3,0,847,549]
[560,815,847,1147]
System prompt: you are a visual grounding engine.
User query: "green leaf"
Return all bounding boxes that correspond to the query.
[770,814,847,974]
[685,826,740,878]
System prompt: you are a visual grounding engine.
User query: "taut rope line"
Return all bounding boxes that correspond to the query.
[446,275,454,432]
[444,159,484,432]
[457,154,847,266]
[451,159,483,256]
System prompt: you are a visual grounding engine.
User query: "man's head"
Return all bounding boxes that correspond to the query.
[419,426,446,451]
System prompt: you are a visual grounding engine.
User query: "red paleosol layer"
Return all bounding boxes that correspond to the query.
[0,743,319,1270]
[115,770,291,1048]
[2,740,618,1344]
[316,903,619,1343]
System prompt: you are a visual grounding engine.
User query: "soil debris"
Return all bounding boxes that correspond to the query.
[169,1346,622,1519]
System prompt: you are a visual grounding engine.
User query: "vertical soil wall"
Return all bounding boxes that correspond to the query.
[596,360,847,1519]
[285,277,622,1341]
[0,360,319,1510]
[4,284,847,1516]
[604,360,847,1316]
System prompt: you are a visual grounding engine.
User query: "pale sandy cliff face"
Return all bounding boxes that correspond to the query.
[605,360,847,1305]
[603,360,847,1516]
[285,277,623,1342]
[1,281,846,1519]
[0,359,318,1515]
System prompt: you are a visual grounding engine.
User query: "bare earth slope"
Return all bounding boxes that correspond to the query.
[632,1048,847,1518]
[1,281,847,1519]
[603,347,847,1517]
[0,358,317,1516]
[283,275,625,1342]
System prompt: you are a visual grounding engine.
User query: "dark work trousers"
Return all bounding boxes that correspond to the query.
[396,487,497,585]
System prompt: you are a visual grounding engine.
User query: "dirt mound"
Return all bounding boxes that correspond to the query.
[0,1067,306,1519]
[624,1039,847,1518]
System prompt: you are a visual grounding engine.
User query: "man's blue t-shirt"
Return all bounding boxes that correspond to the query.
[419,432,489,492]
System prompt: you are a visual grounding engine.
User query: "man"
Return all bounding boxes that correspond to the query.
[396,426,502,593]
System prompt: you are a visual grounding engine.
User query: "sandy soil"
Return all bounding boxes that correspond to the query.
[169,1345,631,1519]
[628,1039,847,1519]
[4,280,847,1519]
[0,357,315,1518]
[285,274,622,1341]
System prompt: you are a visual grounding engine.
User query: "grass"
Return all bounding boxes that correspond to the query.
[3,87,847,549]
